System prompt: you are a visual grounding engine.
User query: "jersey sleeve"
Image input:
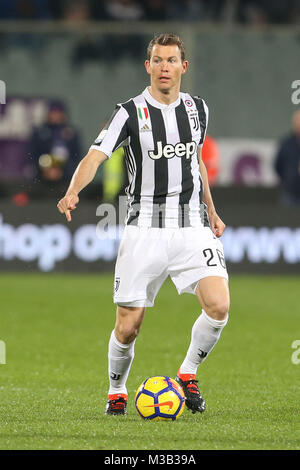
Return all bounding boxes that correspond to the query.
[90,105,129,158]
[194,97,209,148]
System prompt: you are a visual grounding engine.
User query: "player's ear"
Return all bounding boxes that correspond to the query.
[182,60,189,75]
[145,60,151,75]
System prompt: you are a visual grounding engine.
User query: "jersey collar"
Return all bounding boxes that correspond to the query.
[143,87,181,110]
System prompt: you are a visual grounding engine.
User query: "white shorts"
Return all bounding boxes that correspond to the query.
[113,225,228,307]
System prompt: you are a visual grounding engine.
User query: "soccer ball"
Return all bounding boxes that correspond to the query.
[135,376,185,421]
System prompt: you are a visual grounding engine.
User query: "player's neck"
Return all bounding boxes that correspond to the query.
[148,85,180,106]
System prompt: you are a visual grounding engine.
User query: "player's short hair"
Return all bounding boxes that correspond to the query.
[147,33,186,62]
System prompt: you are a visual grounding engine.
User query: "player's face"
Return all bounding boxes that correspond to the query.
[145,45,188,93]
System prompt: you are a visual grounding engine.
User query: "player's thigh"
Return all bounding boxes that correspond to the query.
[115,305,146,343]
[196,276,230,321]
[169,227,228,297]
[114,226,168,306]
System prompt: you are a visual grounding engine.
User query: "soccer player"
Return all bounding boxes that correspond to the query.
[57,33,230,415]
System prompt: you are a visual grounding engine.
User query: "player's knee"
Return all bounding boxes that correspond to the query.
[204,299,229,321]
[116,326,138,344]
[115,306,145,343]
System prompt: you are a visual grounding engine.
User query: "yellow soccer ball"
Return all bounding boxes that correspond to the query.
[135,376,185,421]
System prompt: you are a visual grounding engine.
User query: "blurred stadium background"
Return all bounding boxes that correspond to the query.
[0,0,300,451]
[1,0,300,274]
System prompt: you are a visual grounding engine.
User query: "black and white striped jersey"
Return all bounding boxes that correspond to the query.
[90,87,210,228]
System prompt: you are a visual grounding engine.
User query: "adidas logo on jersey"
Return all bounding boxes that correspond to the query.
[140,123,151,132]
[148,140,197,160]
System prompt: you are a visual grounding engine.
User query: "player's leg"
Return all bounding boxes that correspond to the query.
[108,305,145,398]
[180,276,230,372]
[170,227,230,412]
[106,226,168,414]
[196,276,230,320]
[176,276,230,413]
[114,305,146,344]
[106,305,145,415]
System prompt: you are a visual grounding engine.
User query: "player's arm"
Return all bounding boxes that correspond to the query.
[198,147,226,238]
[57,148,107,222]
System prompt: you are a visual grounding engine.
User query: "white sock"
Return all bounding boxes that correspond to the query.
[179,310,229,375]
[108,330,136,396]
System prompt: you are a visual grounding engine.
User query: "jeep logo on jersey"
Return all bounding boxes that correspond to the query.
[148,141,197,160]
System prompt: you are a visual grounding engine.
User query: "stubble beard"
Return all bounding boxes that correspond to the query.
[157,81,173,95]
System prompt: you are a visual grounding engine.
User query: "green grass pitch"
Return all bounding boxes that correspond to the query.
[0,273,299,450]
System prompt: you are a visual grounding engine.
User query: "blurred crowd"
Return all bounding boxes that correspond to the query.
[0,1,299,205]
[0,0,299,24]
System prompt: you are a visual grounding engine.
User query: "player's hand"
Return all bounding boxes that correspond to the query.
[209,211,226,238]
[57,193,79,222]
